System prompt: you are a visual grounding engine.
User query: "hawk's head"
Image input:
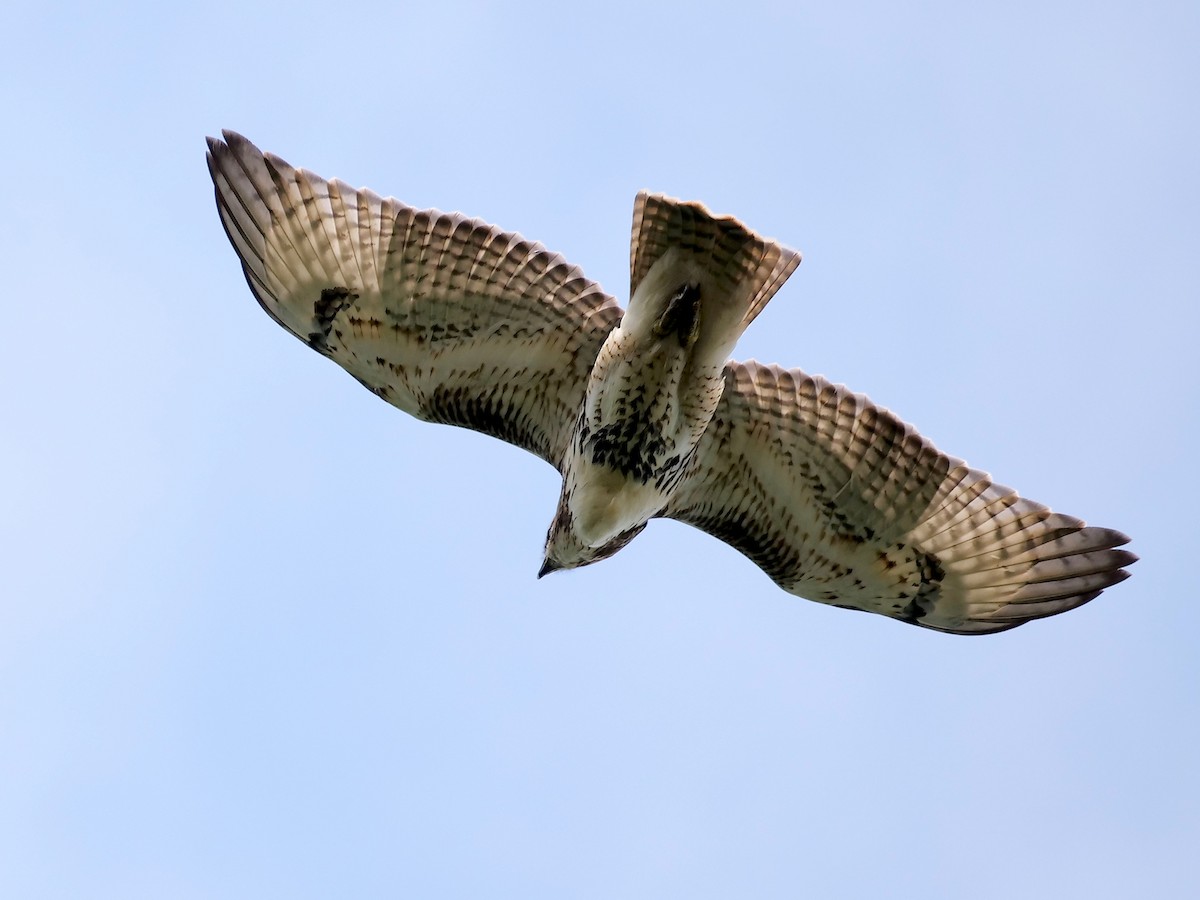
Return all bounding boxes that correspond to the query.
[539,495,646,578]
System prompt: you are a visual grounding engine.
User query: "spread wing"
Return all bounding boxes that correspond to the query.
[206,131,622,469]
[663,362,1136,634]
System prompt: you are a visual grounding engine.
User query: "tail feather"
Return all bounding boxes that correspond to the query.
[630,191,800,330]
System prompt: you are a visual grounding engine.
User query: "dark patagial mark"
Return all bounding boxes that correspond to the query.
[653,282,701,348]
[683,509,804,584]
[424,384,548,459]
[308,286,358,351]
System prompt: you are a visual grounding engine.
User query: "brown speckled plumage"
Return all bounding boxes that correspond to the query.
[207,131,1135,635]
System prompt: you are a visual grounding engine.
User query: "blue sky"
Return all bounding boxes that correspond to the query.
[2,1,1197,896]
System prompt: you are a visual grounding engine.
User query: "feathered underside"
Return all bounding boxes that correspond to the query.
[664,362,1135,634]
[208,131,1135,634]
[206,130,622,470]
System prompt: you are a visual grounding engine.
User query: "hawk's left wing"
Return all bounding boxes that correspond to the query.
[207,131,623,469]
[663,361,1135,634]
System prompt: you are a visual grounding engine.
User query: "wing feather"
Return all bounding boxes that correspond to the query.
[664,361,1135,634]
[207,131,622,468]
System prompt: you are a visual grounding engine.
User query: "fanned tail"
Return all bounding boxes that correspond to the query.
[630,191,800,332]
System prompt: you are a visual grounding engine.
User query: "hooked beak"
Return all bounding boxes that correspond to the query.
[537,558,561,579]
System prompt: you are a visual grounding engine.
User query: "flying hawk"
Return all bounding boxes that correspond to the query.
[207,131,1135,635]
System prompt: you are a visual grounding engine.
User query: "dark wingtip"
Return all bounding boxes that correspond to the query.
[212,130,262,161]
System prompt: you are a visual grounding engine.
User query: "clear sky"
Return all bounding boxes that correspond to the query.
[3,1,1196,897]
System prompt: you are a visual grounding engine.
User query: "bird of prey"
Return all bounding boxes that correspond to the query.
[207,131,1134,635]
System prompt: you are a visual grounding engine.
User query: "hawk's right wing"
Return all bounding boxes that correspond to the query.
[207,131,623,470]
[664,361,1135,634]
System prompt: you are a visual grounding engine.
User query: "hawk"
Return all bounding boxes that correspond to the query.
[207,131,1134,635]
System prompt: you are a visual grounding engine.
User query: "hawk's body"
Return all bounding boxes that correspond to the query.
[207,131,1134,634]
